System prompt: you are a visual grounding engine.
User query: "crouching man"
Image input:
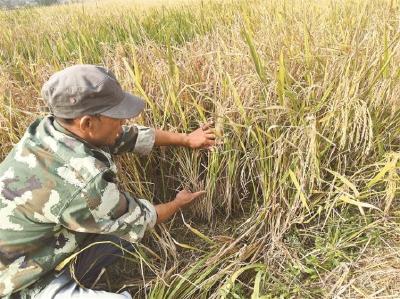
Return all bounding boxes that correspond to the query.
[0,64,216,298]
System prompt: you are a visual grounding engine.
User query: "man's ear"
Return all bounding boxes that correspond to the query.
[78,115,93,133]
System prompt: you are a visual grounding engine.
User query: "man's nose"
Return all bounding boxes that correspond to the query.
[118,127,123,136]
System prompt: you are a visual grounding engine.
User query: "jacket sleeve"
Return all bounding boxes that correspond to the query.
[58,169,157,243]
[108,125,155,155]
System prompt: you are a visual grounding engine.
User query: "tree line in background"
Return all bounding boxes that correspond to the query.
[0,0,74,9]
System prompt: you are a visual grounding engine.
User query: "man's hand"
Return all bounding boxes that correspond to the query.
[154,121,220,149]
[186,122,216,149]
[174,189,206,208]
[155,189,206,224]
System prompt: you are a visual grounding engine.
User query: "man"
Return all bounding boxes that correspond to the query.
[0,64,216,298]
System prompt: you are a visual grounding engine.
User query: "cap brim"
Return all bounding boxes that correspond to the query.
[100,92,145,119]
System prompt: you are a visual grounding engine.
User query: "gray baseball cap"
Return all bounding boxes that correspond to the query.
[41,64,145,119]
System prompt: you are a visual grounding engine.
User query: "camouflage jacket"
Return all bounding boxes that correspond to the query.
[0,116,157,298]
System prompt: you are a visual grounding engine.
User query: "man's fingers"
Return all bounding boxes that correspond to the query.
[201,121,214,131]
[192,190,206,198]
[203,137,224,149]
[206,140,216,146]
[203,128,215,134]
[206,134,216,140]
[201,123,209,131]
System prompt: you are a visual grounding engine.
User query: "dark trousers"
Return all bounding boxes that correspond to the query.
[66,234,134,288]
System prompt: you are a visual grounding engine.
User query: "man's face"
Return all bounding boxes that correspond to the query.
[85,115,126,147]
